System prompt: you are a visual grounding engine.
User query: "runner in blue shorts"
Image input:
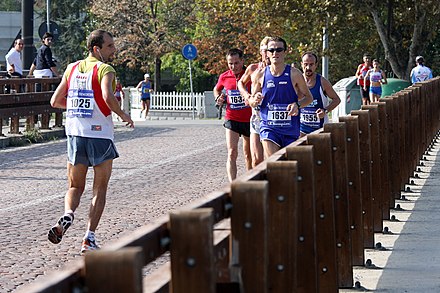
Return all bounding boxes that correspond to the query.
[364,59,387,103]
[249,36,313,158]
[300,52,340,136]
[237,36,271,168]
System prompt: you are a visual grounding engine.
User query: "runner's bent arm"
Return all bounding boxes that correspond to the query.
[213,84,225,106]
[381,71,388,84]
[321,77,341,112]
[315,77,341,119]
[238,64,257,103]
[291,67,313,109]
[248,70,264,108]
[101,72,134,127]
[50,76,68,109]
[363,70,371,89]
[355,64,362,78]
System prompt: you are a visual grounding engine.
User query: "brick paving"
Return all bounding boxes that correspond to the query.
[0,119,247,292]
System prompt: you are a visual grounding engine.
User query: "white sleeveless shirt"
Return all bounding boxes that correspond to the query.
[65,61,114,140]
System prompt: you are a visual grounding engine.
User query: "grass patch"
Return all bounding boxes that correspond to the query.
[23,129,44,143]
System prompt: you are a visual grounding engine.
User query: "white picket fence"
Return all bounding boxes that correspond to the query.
[128,88,205,118]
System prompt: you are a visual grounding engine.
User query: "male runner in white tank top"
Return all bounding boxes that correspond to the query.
[49,29,134,253]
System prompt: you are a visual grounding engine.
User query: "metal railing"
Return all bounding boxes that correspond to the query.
[17,78,440,293]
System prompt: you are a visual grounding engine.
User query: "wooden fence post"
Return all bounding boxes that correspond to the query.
[84,247,144,293]
[266,161,298,292]
[350,110,374,249]
[231,181,269,293]
[285,145,318,293]
[380,98,400,206]
[323,123,353,288]
[40,80,51,129]
[338,116,364,266]
[371,102,391,220]
[170,208,215,293]
[306,133,339,292]
[360,105,383,232]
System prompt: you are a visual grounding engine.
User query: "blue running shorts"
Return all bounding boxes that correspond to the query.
[67,136,119,167]
[369,86,382,96]
[259,128,298,148]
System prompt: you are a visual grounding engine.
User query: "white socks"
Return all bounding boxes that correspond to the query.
[84,230,95,241]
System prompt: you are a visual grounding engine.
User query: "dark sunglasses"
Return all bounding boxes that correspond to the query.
[267,47,285,53]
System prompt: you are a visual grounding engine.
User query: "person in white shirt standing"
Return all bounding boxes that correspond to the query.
[410,56,433,84]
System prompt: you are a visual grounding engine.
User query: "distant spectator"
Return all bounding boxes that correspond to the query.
[410,56,433,84]
[5,38,24,93]
[28,32,59,78]
[5,38,24,78]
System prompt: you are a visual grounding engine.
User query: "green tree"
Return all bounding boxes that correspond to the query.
[0,0,20,11]
[193,0,379,83]
[161,52,215,92]
[90,0,196,90]
[34,0,90,71]
[358,0,440,80]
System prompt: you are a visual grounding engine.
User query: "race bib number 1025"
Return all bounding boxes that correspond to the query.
[67,89,94,118]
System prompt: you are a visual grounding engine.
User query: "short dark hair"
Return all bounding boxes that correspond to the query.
[14,38,23,45]
[226,48,244,59]
[87,29,113,52]
[363,53,370,58]
[42,32,53,40]
[301,51,318,63]
[268,36,287,51]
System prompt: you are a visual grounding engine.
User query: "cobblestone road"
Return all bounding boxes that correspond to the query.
[0,119,247,292]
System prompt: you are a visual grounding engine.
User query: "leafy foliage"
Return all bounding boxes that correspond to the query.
[358,0,440,79]
[161,52,215,92]
[0,0,20,11]
[90,0,196,89]
[34,0,90,71]
[29,0,440,86]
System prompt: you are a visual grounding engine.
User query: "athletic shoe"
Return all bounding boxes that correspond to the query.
[80,238,100,253]
[48,213,74,244]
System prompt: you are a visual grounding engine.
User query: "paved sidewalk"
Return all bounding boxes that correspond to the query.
[341,134,440,292]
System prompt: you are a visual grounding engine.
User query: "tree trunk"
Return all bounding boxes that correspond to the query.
[155,57,162,91]
[364,1,427,81]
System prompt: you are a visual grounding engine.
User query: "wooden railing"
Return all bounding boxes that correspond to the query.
[0,77,62,136]
[19,77,440,293]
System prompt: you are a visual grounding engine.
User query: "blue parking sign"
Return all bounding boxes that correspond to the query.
[182,44,197,60]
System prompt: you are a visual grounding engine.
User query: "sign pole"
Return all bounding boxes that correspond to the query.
[188,59,195,120]
[46,0,50,32]
[181,44,198,120]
